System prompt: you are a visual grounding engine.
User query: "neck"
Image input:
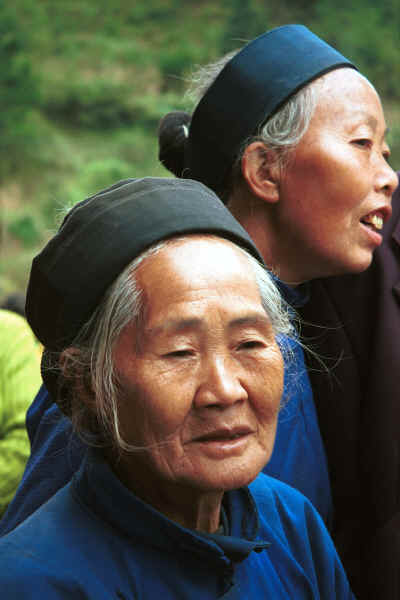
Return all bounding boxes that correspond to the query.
[227,192,306,287]
[111,454,224,533]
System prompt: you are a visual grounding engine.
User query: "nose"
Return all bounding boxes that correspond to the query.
[194,354,247,410]
[375,157,398,198]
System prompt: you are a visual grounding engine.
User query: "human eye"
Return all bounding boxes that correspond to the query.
[237,339,266,351]
[164,349,194,359]
[382,145,391,163]
[352,138,372,149]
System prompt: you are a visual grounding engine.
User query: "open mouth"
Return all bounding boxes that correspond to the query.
[194,427,252,443]
[361,211,384,232]
[197,432,246,442]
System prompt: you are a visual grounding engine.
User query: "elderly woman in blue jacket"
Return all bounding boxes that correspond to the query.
[0,177,353,599]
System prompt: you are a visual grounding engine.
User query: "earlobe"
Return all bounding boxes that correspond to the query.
[241,142,280,204]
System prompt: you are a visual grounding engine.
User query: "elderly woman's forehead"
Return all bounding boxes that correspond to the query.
[138,234,253,279]
[135,238,267,329]
[312,67,373,96]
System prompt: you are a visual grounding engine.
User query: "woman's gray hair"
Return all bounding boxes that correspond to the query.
[61,235,295,453]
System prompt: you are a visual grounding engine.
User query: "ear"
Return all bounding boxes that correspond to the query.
[241,142,280,204]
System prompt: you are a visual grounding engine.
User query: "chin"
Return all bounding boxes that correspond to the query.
[319,252,374,279]
[343,254,374,275]
[190,461,263,493]
[219,461,266,491]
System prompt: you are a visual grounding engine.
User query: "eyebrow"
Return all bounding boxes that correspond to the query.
[351,112,378,131]
[366,115,378,130]
[352,112,389,137]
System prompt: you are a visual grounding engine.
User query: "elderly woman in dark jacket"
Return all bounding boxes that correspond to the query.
[156,24,397,598]
[299,176,400,598]
[0,177,354,598]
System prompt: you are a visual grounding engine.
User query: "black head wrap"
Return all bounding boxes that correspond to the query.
[186,24,356,193]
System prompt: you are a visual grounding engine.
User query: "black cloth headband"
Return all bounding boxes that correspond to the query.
[26,177,263,352]
[186,24,356,192]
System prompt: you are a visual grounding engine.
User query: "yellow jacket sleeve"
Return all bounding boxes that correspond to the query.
[0,309,41,516]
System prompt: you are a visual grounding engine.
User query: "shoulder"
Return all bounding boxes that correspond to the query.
[250,471,316,514]
[0,308,26,328]
[0,483,89,558]
[0,483,111,590]
[249,474,353,597]
[0,310,29,350]
[0,309,40,369]
[0,309,35,341]
[249,473,333,550]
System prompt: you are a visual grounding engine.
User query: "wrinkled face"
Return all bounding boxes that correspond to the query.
[113,237,283,494]
[275,68,398,283]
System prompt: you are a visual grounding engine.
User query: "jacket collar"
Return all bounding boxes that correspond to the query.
[73,450,270,567]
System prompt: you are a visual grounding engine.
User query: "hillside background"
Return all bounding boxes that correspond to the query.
[1,0,399,299]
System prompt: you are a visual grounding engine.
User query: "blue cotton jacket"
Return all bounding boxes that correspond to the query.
[0,450,352,599]
[265,334,332,525]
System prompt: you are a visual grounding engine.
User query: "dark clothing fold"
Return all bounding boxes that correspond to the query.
[299,175,400,598]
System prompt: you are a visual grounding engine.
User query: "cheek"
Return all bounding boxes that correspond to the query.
[250,354,284,417]
[284,184,361,244]
[300,151,368,215]
[118,372,194,445]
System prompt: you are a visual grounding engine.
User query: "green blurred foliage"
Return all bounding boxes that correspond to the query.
[7,214,41,248]
[0,0,399,293]
[43,78,136,129]
[310,0,400,99]
[59,157,134,210]
[220,0,263,53]
[158,38,205,91]
[0,3,41,176]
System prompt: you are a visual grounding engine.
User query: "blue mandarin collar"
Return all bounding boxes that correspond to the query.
[72,450,270,566]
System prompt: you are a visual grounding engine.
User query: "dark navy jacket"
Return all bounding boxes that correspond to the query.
[299,175,400,598]
[0,450,352,599]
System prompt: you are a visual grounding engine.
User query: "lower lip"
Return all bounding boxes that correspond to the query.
[360,222,383,247]
[192,434,252,458]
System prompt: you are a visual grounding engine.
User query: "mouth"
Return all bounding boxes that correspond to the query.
[193,426,253,443]
[189,426,255,459]
[360,207,391,233]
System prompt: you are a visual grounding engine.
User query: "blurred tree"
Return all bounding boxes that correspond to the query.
[0,0,399,295]
[311,0,400,98]
[0,4,40,177]
[220,0,263,54]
